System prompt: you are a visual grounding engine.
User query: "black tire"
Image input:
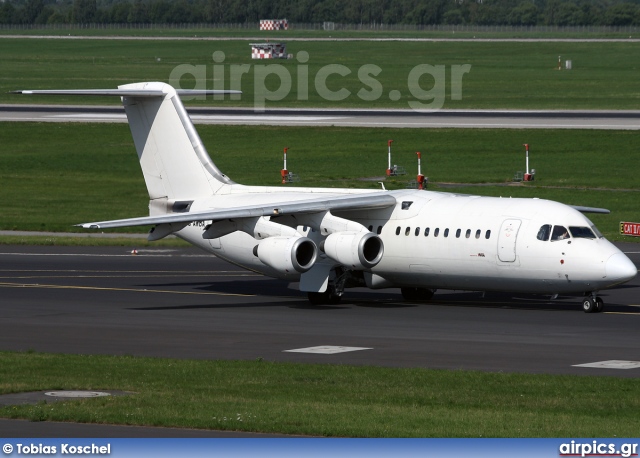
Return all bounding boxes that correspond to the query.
[595,297,604,313]
[307,290,342,306]
[582,297,596,313]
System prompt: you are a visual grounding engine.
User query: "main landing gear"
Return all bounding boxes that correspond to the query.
[582,293,604,313]
[306,268,352,305]
[307,287,342,305]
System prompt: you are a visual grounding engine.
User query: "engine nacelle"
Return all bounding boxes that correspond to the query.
[255,236,318,274]
[321,231,384,269]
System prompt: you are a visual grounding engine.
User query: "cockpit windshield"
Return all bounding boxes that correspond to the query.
[551,225,570,241]
[538,222,603,242]
[537,224,551,241]
[569,226,597,239]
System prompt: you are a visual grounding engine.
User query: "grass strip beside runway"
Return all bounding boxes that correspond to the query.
[2,38,640,109]
[2,27,639,39]
[1,123,638,241]
[0,351,638,437]
[0,235,190,247]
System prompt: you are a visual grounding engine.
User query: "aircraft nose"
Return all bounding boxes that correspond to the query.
[605,253,638,283]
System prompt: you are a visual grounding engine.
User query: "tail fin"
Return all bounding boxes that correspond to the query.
[119,82,234,204]
[15,82,237,214]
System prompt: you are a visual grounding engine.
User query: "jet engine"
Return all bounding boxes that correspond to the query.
[255,236,318,274]
[321,231,384,269]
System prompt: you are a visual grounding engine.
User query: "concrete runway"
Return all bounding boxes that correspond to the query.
[2,105,640,129]
[1,243,639,378]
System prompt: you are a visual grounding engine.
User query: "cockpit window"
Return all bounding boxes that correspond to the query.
[551,225,570,241]
[591,225,603,238]
[537,224,551,241]
[569,226,597,239]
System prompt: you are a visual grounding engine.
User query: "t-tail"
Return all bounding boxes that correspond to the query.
[14,82,238,216]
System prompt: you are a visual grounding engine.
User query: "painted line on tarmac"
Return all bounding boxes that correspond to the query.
[0,252,211,258]
[0,269,250,273]
[0,281,257,297]
[0,274,257,279]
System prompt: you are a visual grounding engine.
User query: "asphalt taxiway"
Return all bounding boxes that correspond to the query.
[1,243,638,378]
[1,243,638,437]
[2,105,640,129]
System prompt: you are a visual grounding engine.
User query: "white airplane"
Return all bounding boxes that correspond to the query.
[17,82,637,312]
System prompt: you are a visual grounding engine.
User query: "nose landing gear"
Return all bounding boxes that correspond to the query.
[582,293,604,313]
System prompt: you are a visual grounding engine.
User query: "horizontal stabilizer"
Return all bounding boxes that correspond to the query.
[78,193,397,229]
[12,89,240,97]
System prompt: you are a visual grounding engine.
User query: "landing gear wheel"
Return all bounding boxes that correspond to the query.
[582,297,597,313]
[595,296,604,313]
[401,287,436,301]
[307,290,342,306]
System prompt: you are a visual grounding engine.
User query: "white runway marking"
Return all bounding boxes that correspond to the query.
[53,114,125,119]
[52,113,344,122]
[572,360,640,369]
[0,252,211,258]
[284,346,373,354]
[190,115,344,122]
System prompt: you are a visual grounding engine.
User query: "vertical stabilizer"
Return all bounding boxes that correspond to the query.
[119,82,234,206]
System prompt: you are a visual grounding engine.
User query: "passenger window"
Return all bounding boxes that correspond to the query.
[396,226,400,236]
[415,227,420,236]
[405,227,410,236]
[377,226,382,235]
[537,224,551,241]
[551,225,570,241]
[456,229,461,238]
[444,228,449,237]
[424,227,430,237]
[465,229,471,239]
[434,228,440,237]
[368,225,373,232]
[485,230,491,239]
[475,229,481,239]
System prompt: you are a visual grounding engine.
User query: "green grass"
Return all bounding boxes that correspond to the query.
[1,26,638,40]
[2,38,640,109]
[1,351,639,437]
[0,122,637,240]
[0,235,190,247]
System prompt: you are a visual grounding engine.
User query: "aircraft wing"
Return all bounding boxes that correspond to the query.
[570,205,610,214]
[78,193,397,229]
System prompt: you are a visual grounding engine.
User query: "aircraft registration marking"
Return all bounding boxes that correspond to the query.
[284,346,372,354]
[572,360,640,369]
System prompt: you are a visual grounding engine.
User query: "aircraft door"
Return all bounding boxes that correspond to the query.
[497,219,521,262]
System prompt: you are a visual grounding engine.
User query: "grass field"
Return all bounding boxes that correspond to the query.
[2,26,639,40]
[2,38,640,109]
[0,122,637,241]
[1,351,639,437]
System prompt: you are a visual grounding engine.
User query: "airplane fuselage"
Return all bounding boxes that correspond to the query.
[176,187,635,297]
[20,82,636,311]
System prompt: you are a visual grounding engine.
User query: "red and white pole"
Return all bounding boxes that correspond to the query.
[523,143,533,181]
[386,140,393,176]
[416,151,425,190]
[281,147,289,184]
